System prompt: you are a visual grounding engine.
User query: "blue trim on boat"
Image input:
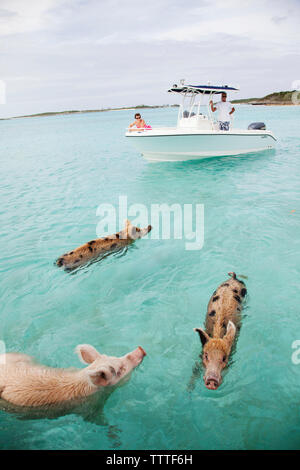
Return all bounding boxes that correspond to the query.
[168,84,239,95]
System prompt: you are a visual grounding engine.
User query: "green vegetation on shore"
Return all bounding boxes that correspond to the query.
[232,90,297,105]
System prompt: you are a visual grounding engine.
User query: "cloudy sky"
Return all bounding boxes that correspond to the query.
[0,0,299,117]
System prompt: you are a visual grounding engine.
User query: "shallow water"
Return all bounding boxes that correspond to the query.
[0,105,300,450]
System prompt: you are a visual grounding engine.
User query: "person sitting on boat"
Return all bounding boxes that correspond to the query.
[129,113,149,131]
[210,92,235,131]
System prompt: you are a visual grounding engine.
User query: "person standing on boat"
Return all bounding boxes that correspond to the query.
[210,92,235,131]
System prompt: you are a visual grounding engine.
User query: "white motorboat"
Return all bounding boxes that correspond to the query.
[125,81,277,162]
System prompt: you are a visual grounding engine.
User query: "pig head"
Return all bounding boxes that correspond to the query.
[76,343,147,388]
[194,321,236,390]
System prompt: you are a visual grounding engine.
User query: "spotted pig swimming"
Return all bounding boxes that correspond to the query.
[194,272,247,390]
[56,219,152,270]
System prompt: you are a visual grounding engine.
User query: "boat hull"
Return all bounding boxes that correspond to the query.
[126,130,276,162]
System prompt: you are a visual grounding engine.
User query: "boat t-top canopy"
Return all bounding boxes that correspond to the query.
[168,81,240,128]
[168,84,239,95]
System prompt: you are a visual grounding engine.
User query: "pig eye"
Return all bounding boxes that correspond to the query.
[109,366,116,376]
[204,353,208,361]
[117,365,125,376]
[222,355,227,362]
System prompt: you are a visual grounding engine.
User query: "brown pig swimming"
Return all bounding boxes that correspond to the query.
[194,272,247,390]
[56,219,152,270]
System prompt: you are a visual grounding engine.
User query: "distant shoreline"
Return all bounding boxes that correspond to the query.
[1,92,298,120]
[0,104,179,121]
[232,101,295,106]
[232,90,298,106]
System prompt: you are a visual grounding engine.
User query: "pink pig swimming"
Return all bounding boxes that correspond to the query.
[0,344,146,409]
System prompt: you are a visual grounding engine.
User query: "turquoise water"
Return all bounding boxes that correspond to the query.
[0,105,300,450]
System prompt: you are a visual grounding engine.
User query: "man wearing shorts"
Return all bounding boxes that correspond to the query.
[210,92,235,131]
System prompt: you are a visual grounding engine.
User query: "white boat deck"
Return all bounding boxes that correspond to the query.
[126,127,277,140]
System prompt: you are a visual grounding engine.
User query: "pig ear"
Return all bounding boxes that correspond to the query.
[124,219,132,231]
[76,344,101,364]
[123,219,133,238]
[126,220,140,240]
[88,369,110,387]
[194,328,210,346]
[224,321,236,344]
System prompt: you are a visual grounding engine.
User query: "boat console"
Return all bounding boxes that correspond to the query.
[179,113,214,130]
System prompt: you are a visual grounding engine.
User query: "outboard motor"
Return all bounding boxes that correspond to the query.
[248,122,266,130]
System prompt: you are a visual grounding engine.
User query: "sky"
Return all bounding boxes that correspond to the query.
[0,0,299,117]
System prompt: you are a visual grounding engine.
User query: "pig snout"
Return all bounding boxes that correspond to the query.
[126,346,146,367]
[138,346,147,357]
[204,373,222,390]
